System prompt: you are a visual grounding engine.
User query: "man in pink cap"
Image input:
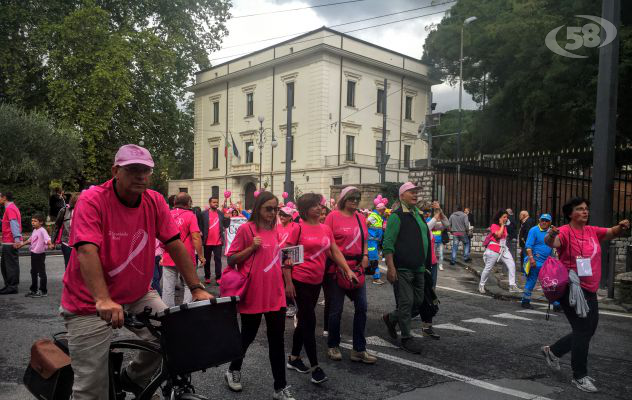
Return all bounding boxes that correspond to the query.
[60,144,214,399]
[381,182,431,354]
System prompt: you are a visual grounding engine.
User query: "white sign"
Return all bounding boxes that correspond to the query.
[224,217,248,255]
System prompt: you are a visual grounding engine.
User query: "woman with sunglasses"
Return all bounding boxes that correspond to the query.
[323,187,377,364]
[224,192,295,400]
[283,194,357,384]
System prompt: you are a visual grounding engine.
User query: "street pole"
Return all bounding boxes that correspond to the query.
[591,0,620,288]
[380,78,387,183]
[284,84,294,201]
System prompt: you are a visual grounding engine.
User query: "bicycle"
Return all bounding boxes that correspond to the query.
[43,297,242,400]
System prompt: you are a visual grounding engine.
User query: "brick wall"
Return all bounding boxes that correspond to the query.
[408,167,434,205]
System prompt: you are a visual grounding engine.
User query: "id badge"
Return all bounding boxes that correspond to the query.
[576,257,592,277]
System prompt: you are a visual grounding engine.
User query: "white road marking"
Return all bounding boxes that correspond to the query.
[339,343,553,400]
[516,309,556,317]
[491,313,532,321]
[365,336,399,349]
[462,318,507,326]
[533,302,632,319]
[436,285,490,298]
[432,323,475,333]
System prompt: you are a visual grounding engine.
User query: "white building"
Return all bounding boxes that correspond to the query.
[169,27,439,208]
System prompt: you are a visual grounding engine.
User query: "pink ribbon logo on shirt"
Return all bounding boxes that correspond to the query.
[209,219,219,230]
[279,232,289,247]
[109,229,149,277]
[263,244,280,273]
[344,227,361,251]
[309,237,331,260]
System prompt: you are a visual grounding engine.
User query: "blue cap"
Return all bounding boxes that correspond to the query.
[539,213,552,221]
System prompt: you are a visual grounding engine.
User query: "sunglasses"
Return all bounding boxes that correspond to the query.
[263,206,280,213]
[347,196,361,202]
[121,165,153,176]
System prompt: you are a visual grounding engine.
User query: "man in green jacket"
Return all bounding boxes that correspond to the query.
[382,182,432,354]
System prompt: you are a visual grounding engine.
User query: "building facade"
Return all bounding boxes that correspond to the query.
[169,27,439,208]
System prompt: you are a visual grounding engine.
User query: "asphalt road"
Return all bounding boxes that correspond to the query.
[1,254,631,400]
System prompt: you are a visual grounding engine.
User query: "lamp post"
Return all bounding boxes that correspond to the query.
[457,15,477,208]
[249,115,278,190]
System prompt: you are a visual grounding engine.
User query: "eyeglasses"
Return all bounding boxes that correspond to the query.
[347,196,361,202]
[121,165,153,176]
[263,206,280,213]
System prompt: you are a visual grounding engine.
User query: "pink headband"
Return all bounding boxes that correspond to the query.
[339,186,359,202]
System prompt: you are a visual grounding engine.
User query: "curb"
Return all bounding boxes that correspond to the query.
[453,255,632,314]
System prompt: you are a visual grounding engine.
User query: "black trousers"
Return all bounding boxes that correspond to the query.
[230,310,287,391]
[291,280,321,367]
[322,273,334,331]
[203,244,223,280]
[1,244,20,290]
[61,243,73,269]
[550,288,599,379]
[29,252,47,294]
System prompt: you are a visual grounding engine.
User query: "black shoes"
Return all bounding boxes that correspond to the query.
[310,367,328,384]
[382,313,398,340]
[0,287,18,295]
[401,337,423,354]
[421,327,441,340]
[286,357,310,373]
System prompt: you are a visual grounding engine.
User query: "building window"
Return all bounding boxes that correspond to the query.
[178,187,188,193]
[246,93,254,116]
[345,135,355,162]
[376,140,384,166]
[333,177,342,185]
[211,186,220,199]
[347,81,356,107]
[377,88,384,114]
[211,147,219,169]
[405,96,413,120]
[404,145,411,168]
[286,82,294,108]
[213,101,220,124]
[245,141,254,163]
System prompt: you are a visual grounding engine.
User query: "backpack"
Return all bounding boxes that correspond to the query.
[538,256,569,303]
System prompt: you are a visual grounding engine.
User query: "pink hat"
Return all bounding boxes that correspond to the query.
[399,182,420,197]
[339,186,359,201]
[114,144,154,167]
[376,203,386,210]
[280,206,294,216]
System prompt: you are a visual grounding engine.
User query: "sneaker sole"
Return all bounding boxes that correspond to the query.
[286,363,310,374]
[224,375,242,392]
[311,376,329,384]
[422,332,440,340]
[572,379,598,393]
[350,356,377,364]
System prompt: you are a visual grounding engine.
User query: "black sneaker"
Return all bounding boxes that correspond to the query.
[449,261,456,266]
[286,357,310,373]
[24,291,37,298]
[421,327,440,340]
[521,302,534,309]
[382,313,398,340]
[401,337,423,354]
[310,367,328,384]
[30,291,43,298]
[40,292,48,297]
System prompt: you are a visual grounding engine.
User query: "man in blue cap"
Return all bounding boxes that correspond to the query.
[522,213,559,309]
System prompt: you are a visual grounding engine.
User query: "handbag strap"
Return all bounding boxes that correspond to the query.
[354,213,365,254]
[245,224,258,279]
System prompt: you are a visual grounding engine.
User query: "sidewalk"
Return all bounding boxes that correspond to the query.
[451,254,632,313]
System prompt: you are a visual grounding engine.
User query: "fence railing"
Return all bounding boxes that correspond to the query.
[430,147,632,228]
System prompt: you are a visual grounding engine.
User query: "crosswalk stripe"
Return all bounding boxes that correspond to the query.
[491,313,532,321]
[517,309,556,316]
[462,318,507,326]
[432,323,475,333]
[365,336,399,349]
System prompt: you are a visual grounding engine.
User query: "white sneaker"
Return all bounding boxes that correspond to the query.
[273,385,296,400]
[439,265,444,271]
[509,285,522,293]
[323,330,328,337]
[478,285,486,294]
[293,314,298,328]
[286,305,297,318]
[572,376,598,392]
[225,370,242,392]
[541,346,560,371]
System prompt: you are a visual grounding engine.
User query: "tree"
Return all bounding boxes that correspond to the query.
[422,0,631,155]
[0,0,230,187]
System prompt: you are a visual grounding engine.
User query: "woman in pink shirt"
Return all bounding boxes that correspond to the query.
[479,210,521,293]
[541,197,629,393]
[224,192,295,400]
[284,194,357,384]
[278,206,297,318]
[323,187,377,364]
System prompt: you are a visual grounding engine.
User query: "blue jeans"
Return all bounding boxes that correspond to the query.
[151,256,162,296]
[522,263,559,307]
[451,235,471,263]
[326,277,368,352]
[429,263,437,288]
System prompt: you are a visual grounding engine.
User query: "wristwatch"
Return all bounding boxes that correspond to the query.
[188,283,206,292]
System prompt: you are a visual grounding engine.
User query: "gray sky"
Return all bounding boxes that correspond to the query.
[210,0,476,112]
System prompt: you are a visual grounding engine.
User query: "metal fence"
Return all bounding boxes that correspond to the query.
[431,147,632,228]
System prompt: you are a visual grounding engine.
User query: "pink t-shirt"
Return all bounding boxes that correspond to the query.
[206,211,221,246]
[162,208,200,266]
[2,202,21,243]
[29,227,51,254]
[277,221,295,248]
[324,210,368,270]
[226,222,286,314]
[287,222,334,285]
[430,235,437,265]
[487,224,507,253]
[558,225,608,293]
[61,179,179,315]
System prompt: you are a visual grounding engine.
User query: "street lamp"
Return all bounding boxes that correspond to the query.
[248,115,278,190]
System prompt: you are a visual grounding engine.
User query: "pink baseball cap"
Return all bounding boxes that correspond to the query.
[399,182,420,197]
[339,186,359,201]
[114,144,154,168]
[280,206,294,216]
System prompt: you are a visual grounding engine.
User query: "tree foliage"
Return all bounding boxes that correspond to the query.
[422,0,631,155]
[0,0,230,189]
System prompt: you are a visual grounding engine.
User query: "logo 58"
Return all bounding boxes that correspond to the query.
[545,15,617,58]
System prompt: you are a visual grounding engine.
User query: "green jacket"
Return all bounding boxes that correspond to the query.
[382,202,430,272]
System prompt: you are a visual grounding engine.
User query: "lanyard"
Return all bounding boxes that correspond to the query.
[568,225,586,259]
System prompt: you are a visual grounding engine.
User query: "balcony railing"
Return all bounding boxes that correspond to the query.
[231,163,260,174]
[324,154,412,169]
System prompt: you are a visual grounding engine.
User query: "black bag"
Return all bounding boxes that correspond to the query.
[441,230,450,244]
[419,270,440,320]
[23,339,73,400]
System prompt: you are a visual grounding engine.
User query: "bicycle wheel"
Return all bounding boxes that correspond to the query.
[109,339,168,400]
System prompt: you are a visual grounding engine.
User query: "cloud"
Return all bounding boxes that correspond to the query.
[209,0,476,112]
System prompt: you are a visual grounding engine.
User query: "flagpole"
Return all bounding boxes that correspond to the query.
[225,130,228,190]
